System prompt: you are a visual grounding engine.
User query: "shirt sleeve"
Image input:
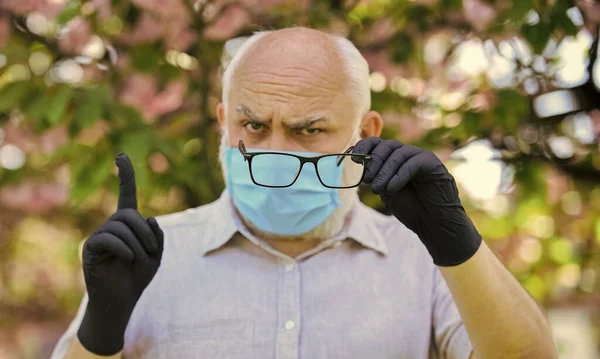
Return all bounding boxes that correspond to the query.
[50,292,89,359]
[430,267,473,359]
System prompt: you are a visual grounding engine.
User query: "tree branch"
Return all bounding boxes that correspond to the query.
[181,0,204,28]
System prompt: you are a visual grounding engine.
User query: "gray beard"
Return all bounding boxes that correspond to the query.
[218,130,360,242]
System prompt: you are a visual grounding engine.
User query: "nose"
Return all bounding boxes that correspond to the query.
[264,132,303,152]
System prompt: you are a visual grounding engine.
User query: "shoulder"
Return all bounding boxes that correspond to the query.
[356,200,433,265]
[155,197,226,230]
[150,195,238,262]
[356,200,418,243]
[152,195,236,252]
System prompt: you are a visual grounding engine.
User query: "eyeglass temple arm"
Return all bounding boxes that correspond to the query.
[336,146,355,166]
[238,140,248,159]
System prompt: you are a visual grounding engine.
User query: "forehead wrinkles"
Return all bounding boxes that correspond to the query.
[235,67,344,99]
[231,30,350,100]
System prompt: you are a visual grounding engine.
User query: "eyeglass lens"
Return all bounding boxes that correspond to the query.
[249,152,365,188]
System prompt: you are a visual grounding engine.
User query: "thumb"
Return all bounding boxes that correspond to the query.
[115,153,137,211]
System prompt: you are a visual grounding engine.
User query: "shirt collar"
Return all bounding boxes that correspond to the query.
[200,191,388,256]
[199,191,239,255]
[345,195,388,256]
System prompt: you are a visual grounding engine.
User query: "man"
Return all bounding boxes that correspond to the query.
[51,27,557,359]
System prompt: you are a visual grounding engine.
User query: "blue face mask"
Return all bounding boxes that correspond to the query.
[224,146,343,236]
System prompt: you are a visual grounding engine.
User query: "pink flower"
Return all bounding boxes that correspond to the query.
[39,124,68,154]
[1,0,64,18]
[576,0,600,23]
[546,167,569,204]
[0,14,11,49]
[382,112,426,142]
[58,17,92,54]
[244,0,310,11]
[365,18,396,44]
[203,5,251,41]
[81,64,103,83]
[148,80,187,117]
[35,0,65,18]
[362,51,411,80]
[414,0,440,5]
[164,26,197,51]
[463,0,497,32]
[76,120,110,146]
[131,0,189,20]
[91,0,112,21]
[0,182,67,213]
[0,0,41,15]
[121,12,163,45]
[3,123,37,153]
[119,75,186,121]
[119,9,195,50]
[119,74,158,120]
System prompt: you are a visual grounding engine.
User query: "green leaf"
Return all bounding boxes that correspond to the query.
[514,162,547,202]
[551,11,578,37]
[521,22,552,54]
[440,0,462,10]
[522,275,546,300]
[119,131,151,189]
[462,111,483,136]
[505,0,534,24]
[112,104,145,126]
[390,33,414,64]
[380,125,398,141]
[404,5,434,32]
[21,89,49,123]
[46,86,73,126]
[70,150,114,204]
[0,82,31,112]
[495,89,529,131]
[73,86,108,129]
[0,38,30,63]
[130,45,162,72]
[595,219,600,245]
[56,1,81,25]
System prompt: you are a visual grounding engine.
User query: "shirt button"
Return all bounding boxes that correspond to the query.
[284,262,295,272]
[284,320,295,330]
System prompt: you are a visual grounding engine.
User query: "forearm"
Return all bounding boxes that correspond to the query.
[439,241,557,358]
[64,336,122,359]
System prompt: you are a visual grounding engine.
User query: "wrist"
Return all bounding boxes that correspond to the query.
[77,301,133,356]
[429,212,482,267]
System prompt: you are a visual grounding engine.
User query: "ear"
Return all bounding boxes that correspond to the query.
[217,102,226,133]
[360,111,383,138]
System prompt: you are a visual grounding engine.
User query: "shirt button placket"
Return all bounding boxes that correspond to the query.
[276,258,301,359]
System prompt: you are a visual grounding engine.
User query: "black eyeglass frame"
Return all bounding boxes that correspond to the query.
[237,140,372,189]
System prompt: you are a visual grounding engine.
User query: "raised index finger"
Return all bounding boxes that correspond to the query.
[116,153,137,211]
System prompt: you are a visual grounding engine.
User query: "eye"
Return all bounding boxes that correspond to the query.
[244,121,267,133]
[298,128,323,136]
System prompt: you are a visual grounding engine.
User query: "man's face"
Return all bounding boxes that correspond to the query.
[216,28,382,240]
[220,30,361,154]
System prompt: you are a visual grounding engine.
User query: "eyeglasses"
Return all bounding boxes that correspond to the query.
[237,140,372,188]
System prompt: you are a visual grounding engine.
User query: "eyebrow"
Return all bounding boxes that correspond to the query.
[236,105,328,129]
[236,105,269,123]
[286,117,327,129]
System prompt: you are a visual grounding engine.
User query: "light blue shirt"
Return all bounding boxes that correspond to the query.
[51,191,473,359]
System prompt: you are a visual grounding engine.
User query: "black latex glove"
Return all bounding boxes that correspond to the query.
[77,153,164,356]
[353,137,482,266]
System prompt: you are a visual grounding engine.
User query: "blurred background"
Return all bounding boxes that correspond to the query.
[1,0,600,358]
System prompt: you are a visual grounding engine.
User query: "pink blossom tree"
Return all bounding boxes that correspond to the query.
[0,0,599,357]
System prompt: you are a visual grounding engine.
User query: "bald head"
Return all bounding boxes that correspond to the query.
[234,28,348,94]
[219,27,371,154]
[217,27,383,242]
